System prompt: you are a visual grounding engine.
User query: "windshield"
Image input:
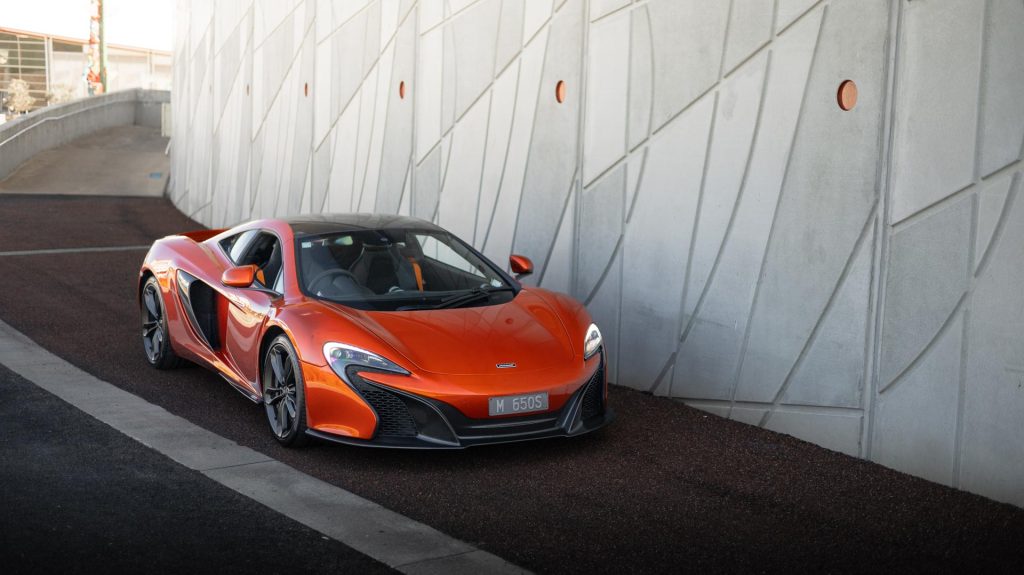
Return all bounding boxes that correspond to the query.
[296,228,515,311]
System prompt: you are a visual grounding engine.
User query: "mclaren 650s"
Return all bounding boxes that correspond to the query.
[138,214,613,448]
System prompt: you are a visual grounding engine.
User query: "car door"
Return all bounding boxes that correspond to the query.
[221,231,281,390]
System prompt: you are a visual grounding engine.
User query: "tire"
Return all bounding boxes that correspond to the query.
[262,334,310,447]
[141,276,184,369]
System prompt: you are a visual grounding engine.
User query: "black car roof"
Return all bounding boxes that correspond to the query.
[282,213,445,237]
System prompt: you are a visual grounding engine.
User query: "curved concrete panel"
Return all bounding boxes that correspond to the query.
[170,0,1024,507]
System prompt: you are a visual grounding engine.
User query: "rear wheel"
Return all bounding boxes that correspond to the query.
[141,276,183,369]
[262,335,310,447]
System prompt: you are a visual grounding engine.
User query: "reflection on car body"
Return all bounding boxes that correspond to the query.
[138,214,613,448]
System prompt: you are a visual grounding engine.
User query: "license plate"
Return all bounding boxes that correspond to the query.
[488,392,549,416]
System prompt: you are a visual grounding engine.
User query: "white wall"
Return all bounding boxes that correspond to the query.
[170,0,1024,507]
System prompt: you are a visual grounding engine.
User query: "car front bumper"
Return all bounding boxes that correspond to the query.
[305,356,615,449]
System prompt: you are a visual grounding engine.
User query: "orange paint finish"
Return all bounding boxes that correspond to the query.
[276,286,600,438]
[138,216,612,447]
[348,289,576,375]
[221,264,257,287]
[302,360,378,439]
[509,254,533,277]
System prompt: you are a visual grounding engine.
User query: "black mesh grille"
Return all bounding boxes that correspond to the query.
[581,364,605,420]
[351,378,418,438]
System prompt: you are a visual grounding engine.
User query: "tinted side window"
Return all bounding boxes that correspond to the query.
[272,265,285,293]
[218,234,239,257]
[222,230,258,264]
[240,233,283,291]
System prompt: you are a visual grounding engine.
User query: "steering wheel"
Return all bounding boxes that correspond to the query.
[308,268,360,294]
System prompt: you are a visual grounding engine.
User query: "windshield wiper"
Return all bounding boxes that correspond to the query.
[434,286,515,310]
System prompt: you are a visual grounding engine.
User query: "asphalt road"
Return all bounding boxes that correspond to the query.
[2,194,1024,573]
[0,125,169,197]
[0,363,392,574]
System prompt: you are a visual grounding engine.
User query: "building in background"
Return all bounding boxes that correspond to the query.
[0,26,170,118]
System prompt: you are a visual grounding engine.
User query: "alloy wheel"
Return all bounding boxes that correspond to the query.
[264,343,299,438]
[141,283,165,363]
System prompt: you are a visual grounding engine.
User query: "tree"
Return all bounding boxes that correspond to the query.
[5,79,36,114]
[47,84,76,106]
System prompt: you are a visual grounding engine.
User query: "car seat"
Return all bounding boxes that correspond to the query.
[350,244,418,294]
[301,241,372,298]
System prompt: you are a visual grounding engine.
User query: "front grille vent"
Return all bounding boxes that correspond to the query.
[581,364,605,420]
[351,378,418,437]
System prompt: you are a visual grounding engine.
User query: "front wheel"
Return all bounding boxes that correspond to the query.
[262,335,310,447]
[141,276,183,369]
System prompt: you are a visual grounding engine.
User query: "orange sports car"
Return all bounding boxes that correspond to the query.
[138,214,612,448]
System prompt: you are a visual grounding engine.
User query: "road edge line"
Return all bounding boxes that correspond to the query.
[0,318,529,575]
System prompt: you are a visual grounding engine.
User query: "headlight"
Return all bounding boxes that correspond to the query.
[583,323,602,360]
[323,342,409,384]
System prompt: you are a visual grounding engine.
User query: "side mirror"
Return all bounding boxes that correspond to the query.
[509,255,533,279]
[222,265,257,288]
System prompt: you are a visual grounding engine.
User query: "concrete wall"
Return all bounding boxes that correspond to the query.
[135,90,172,130]
[873,0,1024,506]
[169,0,1024,507]
[0,89,169,181]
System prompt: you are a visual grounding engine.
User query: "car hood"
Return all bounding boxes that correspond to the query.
[323,290,576,375]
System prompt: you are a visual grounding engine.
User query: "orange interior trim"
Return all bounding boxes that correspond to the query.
[408,258,424,291]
